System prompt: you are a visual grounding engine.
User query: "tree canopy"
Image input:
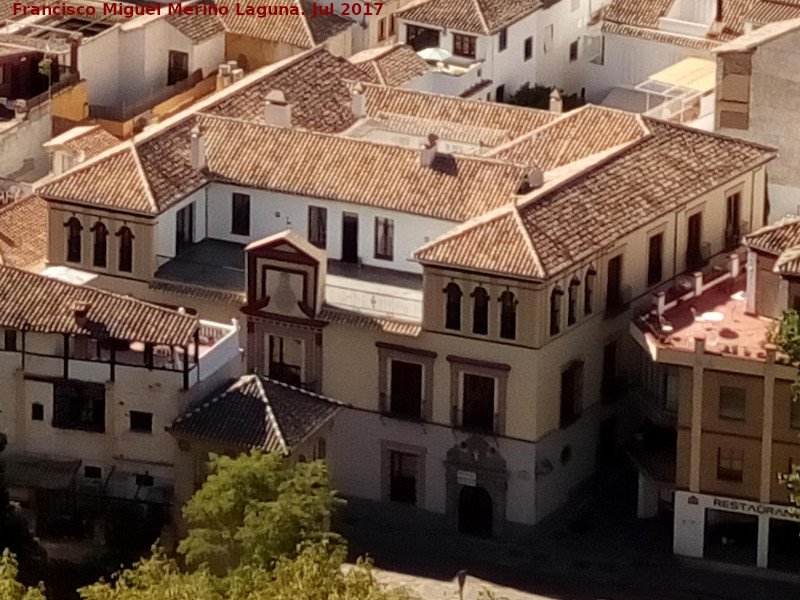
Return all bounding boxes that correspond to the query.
[77,450,416,600]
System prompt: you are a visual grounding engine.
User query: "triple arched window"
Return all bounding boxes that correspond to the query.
[64,219,134,273]
[443,283,517,340]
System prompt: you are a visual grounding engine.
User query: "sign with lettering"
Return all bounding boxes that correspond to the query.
[456,470,477,487]
[711,497,800,521]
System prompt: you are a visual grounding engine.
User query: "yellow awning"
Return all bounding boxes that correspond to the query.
[649,58,716,94]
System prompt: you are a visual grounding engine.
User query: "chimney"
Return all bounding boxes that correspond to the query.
[216,63,233,91]
[419,134,439,167]
[264,90,291,128]
[517,166,544,194]
[72,300,90,327]
[716,0,723,22]
[350,82,366,119]
[232,68,244,83]
[190,125,206,170]
[549,89,563,114]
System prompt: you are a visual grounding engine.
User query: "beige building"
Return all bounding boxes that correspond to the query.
[630,217,800,570]
[714,18,800,221]
[30,46,776,537]
[0,265,242,542]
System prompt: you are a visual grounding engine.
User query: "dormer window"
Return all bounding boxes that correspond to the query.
[65,217,82,263]
[472,287,489,335]
[444,282,462,331]
[499,291,516,340]
[550,287,563,336]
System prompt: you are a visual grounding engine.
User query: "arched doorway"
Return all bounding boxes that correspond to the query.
[458,486,493,537]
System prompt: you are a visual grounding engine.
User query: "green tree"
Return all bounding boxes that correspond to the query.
[0,550,45,600]
[79,451,416,600]
[178,450,344,573]
[773,310,800,511]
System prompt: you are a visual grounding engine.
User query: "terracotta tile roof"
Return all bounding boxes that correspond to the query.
[601,21,721,50]
[149,279,247,305]
[488,105,649,171]
[775,249,800,275]
[416,208,544,279]
[363,85,558,140]
[170,375,341,451]
[0,0,52,20]
[602,0,759,45]
[398,0,542,35]
[1,455,80,490]
[207,47,371,132]
[319,306,422,335]
[603,0,674,28]
[744,217,800,255]
[0,265,199,346]
[38,146,157,214]
[166,11,225,43]
[200,115,526,221]
[0,195,48,269]
[217,0,352,46]
[59,125,120,160]
[714,16,800,52]
[349,44,430,87]
[418,120,776,280]
[745,0,800,25]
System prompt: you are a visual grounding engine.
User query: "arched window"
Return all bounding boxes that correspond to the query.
[117,226,134,273]
[584,268,596,315]
[499,290,516,340]
[65,217,82,263]
[91,222,108,268]
[444,282,462,330]
[550,287,563,336]
[568,278,580,326]
[471,286,489,335]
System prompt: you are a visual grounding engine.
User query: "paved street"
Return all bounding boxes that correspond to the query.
[340,462,800,600]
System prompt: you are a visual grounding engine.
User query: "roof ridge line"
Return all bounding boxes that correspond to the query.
[255,376,290,455]
[296,0,317,46]
[472,0,491,34]
[129,142,159,213]
[512,202,546,279]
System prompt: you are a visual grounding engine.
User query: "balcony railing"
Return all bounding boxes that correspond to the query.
[325,283,422,321]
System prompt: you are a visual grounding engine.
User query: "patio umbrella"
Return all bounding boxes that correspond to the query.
[417,47,453,62]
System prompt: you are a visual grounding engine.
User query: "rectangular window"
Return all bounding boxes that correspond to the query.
[135,473,154,487]
[686,212,704,271]
[496,84,505,103]
[389,15,396,35]
[84,465,102,479]
[498,28,508,52]
[524,36,533,61]
[559,361,583,428]
[717,447,744,482]
[31,403,44,421]
[268,335,303,387]
[167,50,189,86]
[461,373,495,432]
[231,193,250,236]
[374,217,394,260]
[569,40,579,62]
[378,17,387,41]
[453,33,477,59]
[719,386,746,421]
[791,400,800,430]
[725,192,741,251]
[52,380,105,433]
[308,206,327,249]
[4,329,17,351]
[648,233,663,286]
[544,24,554,53]
[406,24,439,51]
[389,451,418,504]
[605,254,623,312]
[389,360,423,419]
[130,410,153,433]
